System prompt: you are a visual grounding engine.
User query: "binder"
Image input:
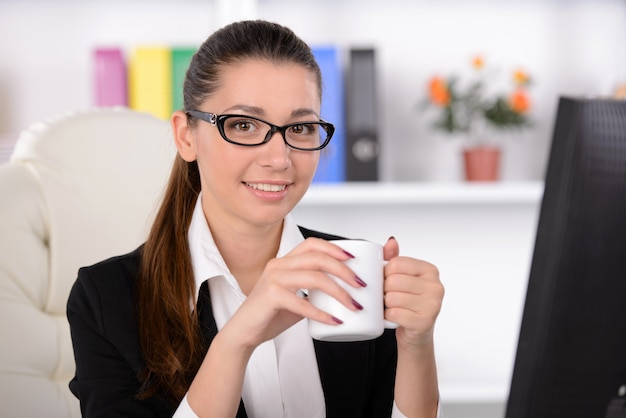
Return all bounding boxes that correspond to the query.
[345,48,379,181]
[311,46,346,183]
[93,48,127,107]
[128,46,172,119]
[171,47,197,112]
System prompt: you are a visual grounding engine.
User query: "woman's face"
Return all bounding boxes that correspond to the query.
[184,59,321,230]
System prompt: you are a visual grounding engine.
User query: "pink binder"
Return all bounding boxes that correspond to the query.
[93,47,127,107]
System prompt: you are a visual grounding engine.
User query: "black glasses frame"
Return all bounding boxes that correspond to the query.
[186,110,334,151]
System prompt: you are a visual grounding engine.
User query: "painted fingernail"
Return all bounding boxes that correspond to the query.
[332,316,344,324]
[387,236,396,242]
[354,276,367,287]
[352,299,364,310]
[343,250,355,258]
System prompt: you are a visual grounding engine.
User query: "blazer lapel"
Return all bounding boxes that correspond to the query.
[197,280,219,346]
[196,280,248,418]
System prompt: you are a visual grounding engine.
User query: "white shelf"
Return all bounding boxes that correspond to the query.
[301,181,544,206]
[440,385,509,404]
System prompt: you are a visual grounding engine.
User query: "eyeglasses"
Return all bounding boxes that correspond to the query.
[186,110,334,151]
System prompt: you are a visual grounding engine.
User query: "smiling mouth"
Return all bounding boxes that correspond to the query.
[244,182,287,192]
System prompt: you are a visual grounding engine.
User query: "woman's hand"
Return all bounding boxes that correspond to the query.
[383,237,444,349]
[384,236,442,418]
[221,237,364,350]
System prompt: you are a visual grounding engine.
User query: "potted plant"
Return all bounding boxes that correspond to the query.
[423,55,533,181]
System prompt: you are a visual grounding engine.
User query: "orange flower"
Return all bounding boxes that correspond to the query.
[428,76,451,106]
[471,55,485,70]
[513,68,530,86]
[509,89,531,113]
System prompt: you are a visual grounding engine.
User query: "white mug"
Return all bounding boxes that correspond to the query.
[308,239,398,342]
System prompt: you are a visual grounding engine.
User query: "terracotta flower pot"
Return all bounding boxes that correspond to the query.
[463,146,501,181]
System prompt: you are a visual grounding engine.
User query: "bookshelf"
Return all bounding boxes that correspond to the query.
[2,0,623,185]
[301,181,542,206]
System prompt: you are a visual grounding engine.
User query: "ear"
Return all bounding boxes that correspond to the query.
[171,110,197,162]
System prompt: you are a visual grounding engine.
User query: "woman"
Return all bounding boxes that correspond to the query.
[67,20,444,418]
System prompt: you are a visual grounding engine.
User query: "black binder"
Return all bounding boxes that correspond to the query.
[345,48,379,181]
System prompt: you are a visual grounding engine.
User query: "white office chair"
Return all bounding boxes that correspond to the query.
[0,108,176,417]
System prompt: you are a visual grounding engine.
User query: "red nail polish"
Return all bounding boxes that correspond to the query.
[354,276,367,287]
[332,316,343,324]
[343,249,355,258]
[352,299,364,310]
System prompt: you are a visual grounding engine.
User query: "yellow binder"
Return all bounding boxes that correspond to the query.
[128,46,172,120]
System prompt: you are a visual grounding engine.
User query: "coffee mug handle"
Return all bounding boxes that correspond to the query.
[382,259,398,329]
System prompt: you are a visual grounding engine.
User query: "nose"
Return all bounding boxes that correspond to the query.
[259,129,291,170]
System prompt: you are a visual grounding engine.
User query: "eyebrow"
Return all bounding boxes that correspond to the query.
[221,104,320,120]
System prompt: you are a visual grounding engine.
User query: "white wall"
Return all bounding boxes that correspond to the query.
[0,0,624,182]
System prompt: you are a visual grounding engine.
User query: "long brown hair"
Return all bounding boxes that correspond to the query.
[135,20,322,405]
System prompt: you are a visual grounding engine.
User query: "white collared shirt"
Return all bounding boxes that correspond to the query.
[173,196,436,418]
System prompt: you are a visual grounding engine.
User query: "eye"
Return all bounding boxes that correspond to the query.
[224,117,261,135]
[289,123,316,135]
[233,120,254,132]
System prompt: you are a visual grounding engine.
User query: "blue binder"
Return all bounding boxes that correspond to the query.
[311,46,346,183]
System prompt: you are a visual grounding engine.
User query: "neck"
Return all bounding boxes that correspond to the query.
[207,216,284,295]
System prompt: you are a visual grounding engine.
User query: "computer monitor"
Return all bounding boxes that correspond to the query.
[505,96,626,418]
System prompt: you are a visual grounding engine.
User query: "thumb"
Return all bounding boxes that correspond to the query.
[383,236,399,261]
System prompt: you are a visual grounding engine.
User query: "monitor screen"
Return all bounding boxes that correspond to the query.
[505,96,626,418]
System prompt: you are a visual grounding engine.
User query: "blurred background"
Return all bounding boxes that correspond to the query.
[1,0,624,181]
[1,1,624,417]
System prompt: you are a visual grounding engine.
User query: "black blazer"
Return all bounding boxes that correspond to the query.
[67,227,397,418]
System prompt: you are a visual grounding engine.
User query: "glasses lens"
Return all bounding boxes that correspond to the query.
[284,122,329,150]
[221,116,270,146]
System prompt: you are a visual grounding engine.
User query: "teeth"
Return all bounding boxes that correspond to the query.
[246,183,286,192]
